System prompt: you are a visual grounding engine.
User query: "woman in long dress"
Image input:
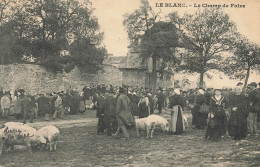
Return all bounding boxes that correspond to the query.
[205,89,228,142]
[229,87,248,140]
[168,89,186,135]
[138,92,150,118]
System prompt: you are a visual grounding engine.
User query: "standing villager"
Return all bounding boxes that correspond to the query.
[1,92,11,118]
[113,87,135,140]
[53,93,64,120]
[138,92,150,118]
[247,82,260,136]
[130,91,140,117]
[13,92,22,119]
[96,92,106,134]
[229,87,248,140]
[205,89,228,142]
[156,88,164,114]
[37,94,50,120]
[147,92,154,115]
[21,95,35,123]
[49,93,57,116]
[69,90,79,115]
[168,89,186,135]
[104,91,118,136]
[192,89,207,129]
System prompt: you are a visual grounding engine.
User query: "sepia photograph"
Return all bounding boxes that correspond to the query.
[0,0,259,166]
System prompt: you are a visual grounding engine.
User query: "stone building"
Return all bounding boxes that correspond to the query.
[116,39,175,90]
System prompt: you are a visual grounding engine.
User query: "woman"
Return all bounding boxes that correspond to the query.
[205,89,228,142]
[229,87,248,140]
[168,89,186,135]
[138,92,150,118]
[192,89,207,129]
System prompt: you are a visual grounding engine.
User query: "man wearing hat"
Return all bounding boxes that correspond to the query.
[247,82,260,136]
[113,87,135,140]
[104,91,118,136]
[156,88,164,114]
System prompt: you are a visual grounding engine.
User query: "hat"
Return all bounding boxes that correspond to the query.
[237,82,243,86]
[119,87,125,93]
[249,82,257,88]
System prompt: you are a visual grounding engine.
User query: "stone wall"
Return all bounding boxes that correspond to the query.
[121,69,146,88]
[0,64,122,94]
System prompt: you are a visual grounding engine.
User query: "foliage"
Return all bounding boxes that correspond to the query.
[177,8,236,87]
[123,0,160,40]
[0,0,107,73]
[140,21,180,63]
[223,35,260,87]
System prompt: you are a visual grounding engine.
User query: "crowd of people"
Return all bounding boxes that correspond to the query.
[0,81,259,142]
[93,81,260,141]
[0,88,87,123]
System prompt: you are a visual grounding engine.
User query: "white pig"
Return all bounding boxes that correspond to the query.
[145,115,170,139]
[135,117,148,138]
[0,124,45,154]
[36,125,59,152]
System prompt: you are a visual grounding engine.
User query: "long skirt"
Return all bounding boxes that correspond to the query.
[170,105,185,134]
[139,102,149,118]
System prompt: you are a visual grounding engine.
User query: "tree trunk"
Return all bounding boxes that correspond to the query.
[42,19,46,58]
[244,66,251,89]
[0,55,4,65]
[152,57,157,91]
[199,72,204,89]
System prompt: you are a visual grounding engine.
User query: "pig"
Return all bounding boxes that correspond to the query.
[145,115,170,139]
[0,124,45,154]
[36,125,59,152]
[135,115,170,139]
[135,117,148,138]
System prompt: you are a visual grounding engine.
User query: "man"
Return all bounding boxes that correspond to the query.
[96,91,106,134]
[247,82,260,136]
[147,92,154,115]
[104,91,118,136]
[37,93,50,120]
[21,95,35,123]
[53,93,64,120]
[156,88,164,114]
[1,92,11,118]
[113,87,135,140]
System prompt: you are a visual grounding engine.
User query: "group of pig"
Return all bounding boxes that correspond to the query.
[0,122,59,155]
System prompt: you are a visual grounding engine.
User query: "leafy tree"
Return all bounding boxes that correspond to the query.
[123,0,160,40]
[0,0,107,73]
[179,8,236,88]
[224,36,260,88]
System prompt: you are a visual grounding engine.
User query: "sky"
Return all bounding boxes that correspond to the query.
[91,0,260,57]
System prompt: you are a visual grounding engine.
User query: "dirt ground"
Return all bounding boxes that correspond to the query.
[0,109,260,167]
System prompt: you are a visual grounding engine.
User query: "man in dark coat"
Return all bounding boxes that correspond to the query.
[21,95,35,123]
[192,89,207,129]
[104,91,118,136]
[229,87,248,140]
[156,88,164,114]
[37,94,50,119]
[113,87,135,140]
[96,93,106,134]
[247,82,260,136]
